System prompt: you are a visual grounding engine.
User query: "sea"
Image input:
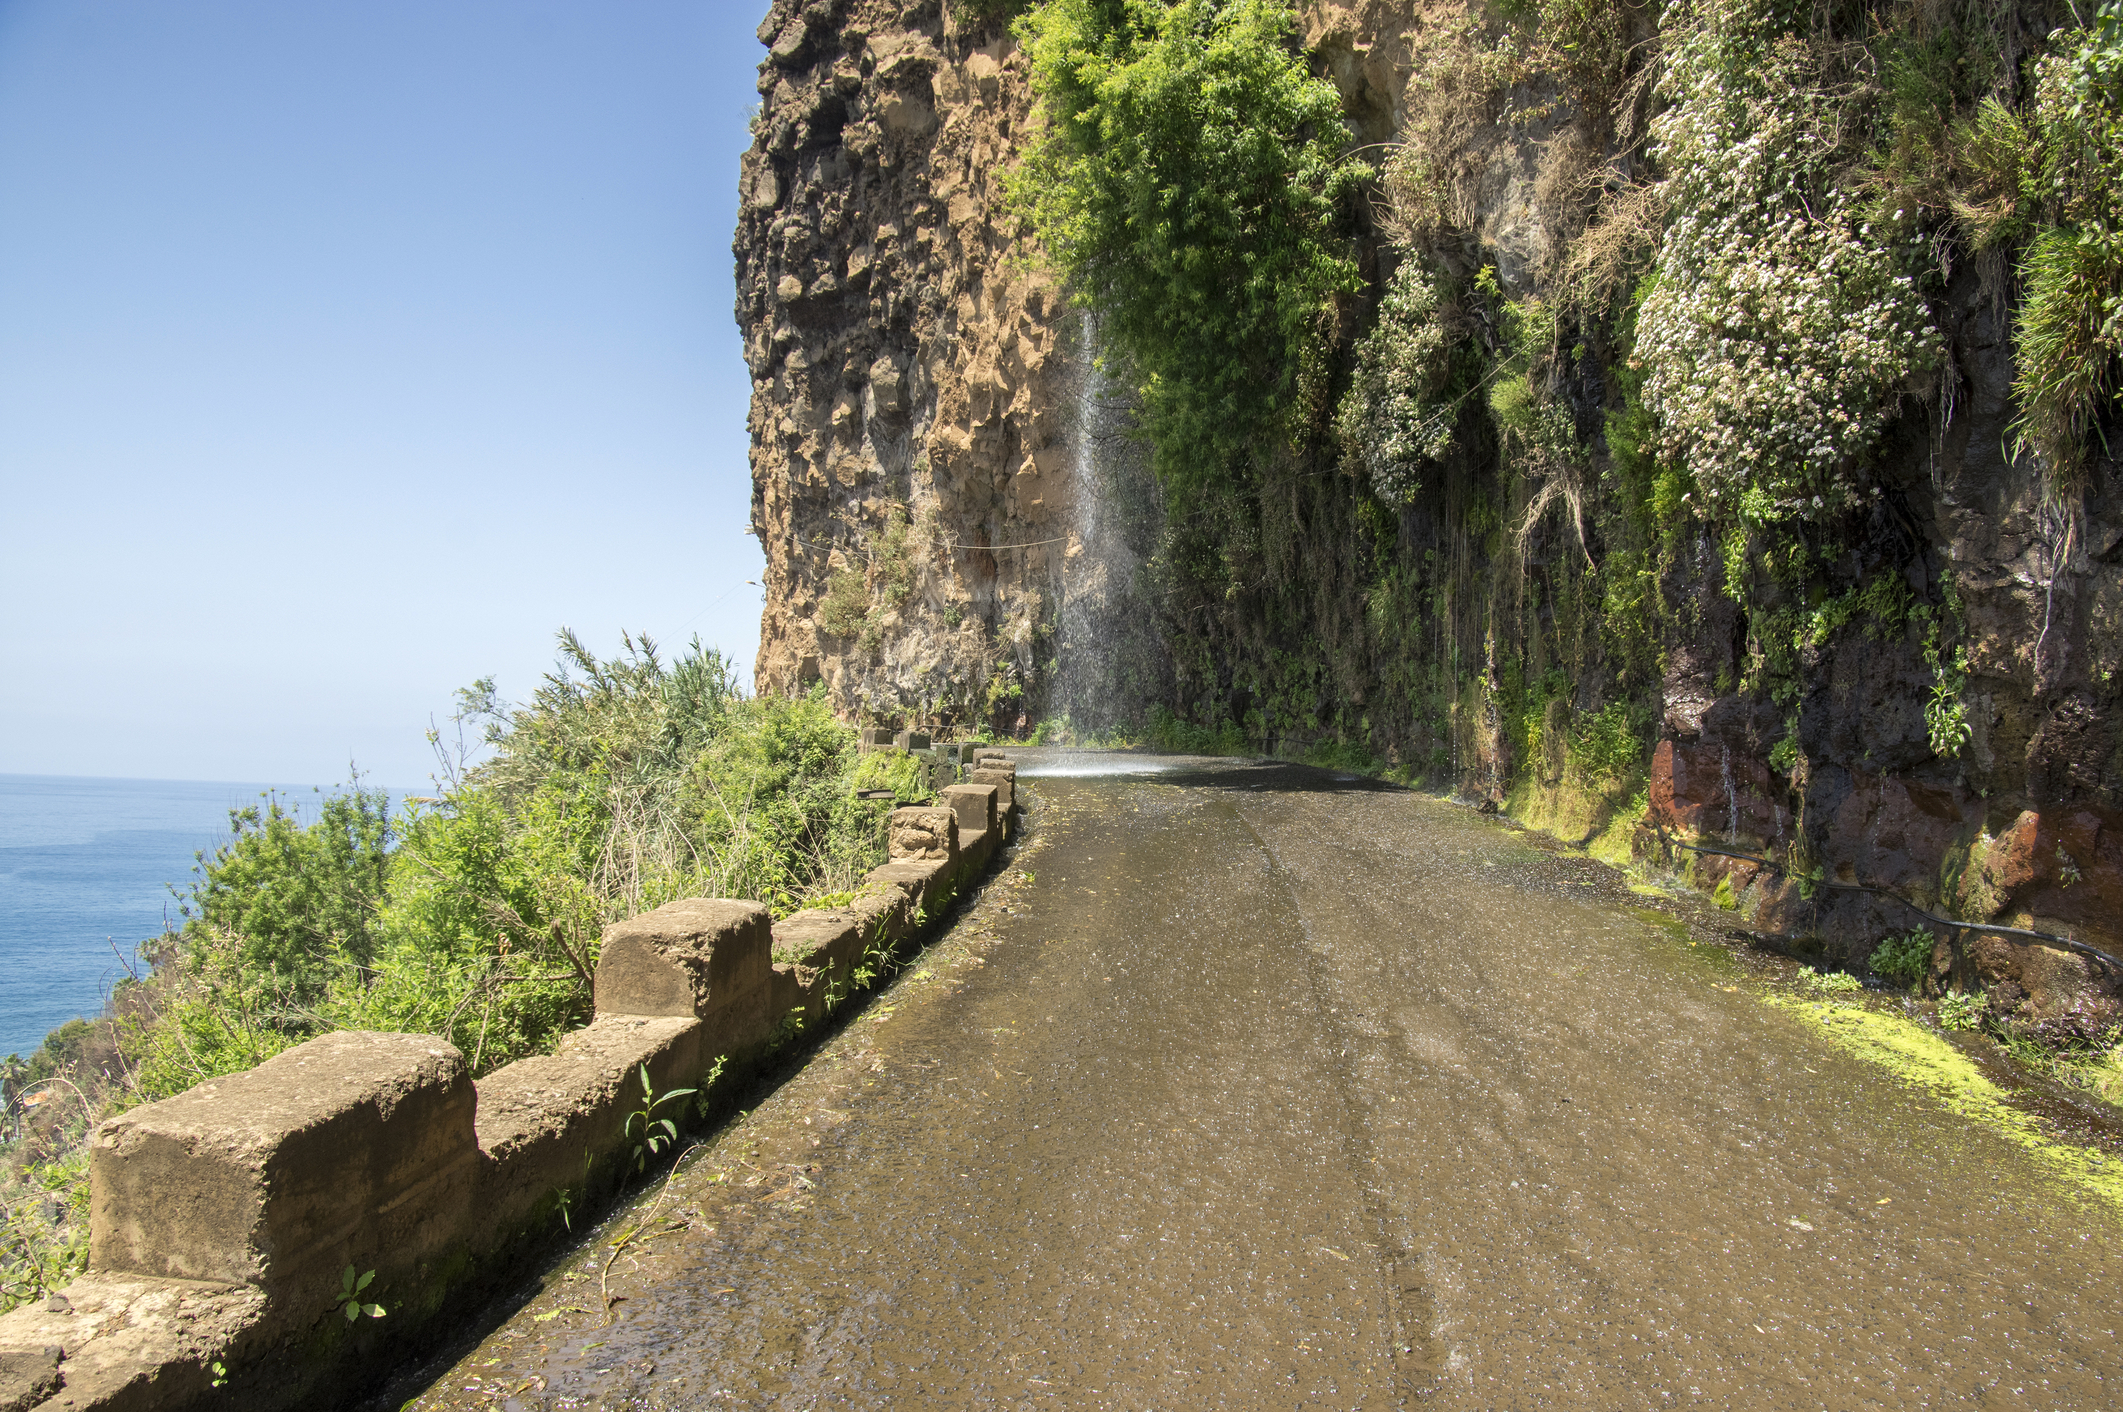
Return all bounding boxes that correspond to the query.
[0,774,405,1061]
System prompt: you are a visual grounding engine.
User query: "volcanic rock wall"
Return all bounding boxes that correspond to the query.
[739,0,2123,1015]
[738,0,1107,723]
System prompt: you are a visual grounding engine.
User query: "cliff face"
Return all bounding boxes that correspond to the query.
[738,0,1141,727]
[739,0,2123,1021]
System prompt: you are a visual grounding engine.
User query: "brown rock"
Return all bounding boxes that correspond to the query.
[888,806,956,861]
[1648,739,1785,847]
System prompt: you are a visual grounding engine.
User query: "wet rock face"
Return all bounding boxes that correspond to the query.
[1650,263,2123,1000]
[741,0,2123,1015]
[737,0,1084,720]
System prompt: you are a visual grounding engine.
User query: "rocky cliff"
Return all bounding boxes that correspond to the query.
[738,0,2123,1024]
[738,0,1145,729]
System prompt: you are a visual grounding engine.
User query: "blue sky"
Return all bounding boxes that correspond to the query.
[0,0,768,787]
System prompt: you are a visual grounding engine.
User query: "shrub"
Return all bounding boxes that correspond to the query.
[1799,965,1865,995]
[125,635,891,1094]
[175,786,393,995]
[1146,706,1250,755]
[1336,260,1463,504]
[1938,989,1986,1031]
[1869,927,1935,986]
[1637,0,1937,525]
[1569,701,1644,789]
[1956,2,2123,488]
[818,567,869,638]
[1016,0,1369,489]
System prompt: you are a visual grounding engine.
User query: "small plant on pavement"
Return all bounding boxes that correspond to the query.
[625,1066,696,1174]
[1799,966,1864,996]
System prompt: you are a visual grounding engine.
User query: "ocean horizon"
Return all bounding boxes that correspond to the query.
[0,773,414,1062]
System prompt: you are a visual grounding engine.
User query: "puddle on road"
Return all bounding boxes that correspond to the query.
[394,762,2122,1411]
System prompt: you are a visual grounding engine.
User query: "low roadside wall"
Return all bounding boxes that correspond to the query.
[0,758,1018,1412]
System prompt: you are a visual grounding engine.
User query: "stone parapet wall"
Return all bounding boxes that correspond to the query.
[0,758,1016,1412]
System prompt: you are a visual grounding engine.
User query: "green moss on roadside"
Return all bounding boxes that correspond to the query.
[1770,997,2123,1213]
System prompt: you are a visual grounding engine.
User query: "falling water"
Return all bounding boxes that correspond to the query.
[1721,744,1738,839]
[1048,312,1142,741]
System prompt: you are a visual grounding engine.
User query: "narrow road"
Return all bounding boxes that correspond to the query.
[401,758,2121,1410]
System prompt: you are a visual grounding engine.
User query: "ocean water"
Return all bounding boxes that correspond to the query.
[0,774,379,1060]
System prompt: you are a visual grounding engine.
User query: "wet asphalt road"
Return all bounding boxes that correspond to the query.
[400,757,2121,1410]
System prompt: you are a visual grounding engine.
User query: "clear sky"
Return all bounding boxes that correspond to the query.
[0,0,768,787]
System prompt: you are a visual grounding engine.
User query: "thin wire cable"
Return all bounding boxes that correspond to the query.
[791,534,1071,552]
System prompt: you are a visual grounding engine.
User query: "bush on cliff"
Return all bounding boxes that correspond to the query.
[1015,0,1370,490]
[1954,0,2123,494]
[0,633,896,1313]
[126,633,888,1097]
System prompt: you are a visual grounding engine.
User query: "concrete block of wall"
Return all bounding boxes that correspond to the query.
[88,1031,479,1316]
[772,909,865,970]
[940,783,998,843]
[0,1273,270,1411]
[867,858,956,917]
[892,729,932,751]
[888,806,957,861]
[771,909,868,1025]
[769,961,816,1028]
[471,1015,703,1245]
[858,726,892,752]
[957,822,997,873]
[595,898,774,1063]
[849,886,910,946]
[967,768,1014,813]
[973,751,1014,770]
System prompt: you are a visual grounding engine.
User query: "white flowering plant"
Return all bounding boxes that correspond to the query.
[1637,0,1938,527]
[1337,260,1467,504]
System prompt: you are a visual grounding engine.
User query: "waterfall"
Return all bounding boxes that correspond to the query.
[1050,311,1139,737]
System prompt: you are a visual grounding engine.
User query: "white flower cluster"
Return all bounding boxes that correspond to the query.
[1637,0,1937,523]
[1339,260,1459,503]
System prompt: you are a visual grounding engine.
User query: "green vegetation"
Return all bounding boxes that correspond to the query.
[1000,0,2119,850]
[0,631,910,1314]
[624,1065,697,1174]
[1773,994,2123,1210]
[337,1267,385,1324]
[1337,259,1466,505]
[1144,706,1252,756]
[1869,928,1936,986]
[1638,0,1937,527]
[1938,989,1987,1031]
[1016,0,1369,490]
[1955,1,2123,491]
[1798,966,1866,995]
